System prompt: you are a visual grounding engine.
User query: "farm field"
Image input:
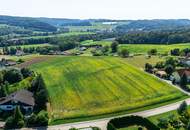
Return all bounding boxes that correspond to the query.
[119,43,190,54]
[67,23,114,32]
[19,32,94,39]
[80,40,190,54]
[29,56,187,123]
[125,55,165,68]
[7,43,52,48]
[0,54,41,61]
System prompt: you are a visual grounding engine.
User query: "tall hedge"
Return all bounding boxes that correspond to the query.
[107,115,160,130]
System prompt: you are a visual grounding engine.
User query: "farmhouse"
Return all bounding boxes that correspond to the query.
[79,47,87,51]
[171,69,190,83]
[0,89,35,112]
[0,59,16,67]
[179,57,190,67]
[15,50,25,56]
[155,70,167,78]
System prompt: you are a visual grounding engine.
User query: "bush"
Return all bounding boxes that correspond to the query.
[21,68,33,78]
[177,101,187,115]
[69,128,78,130]
[36,110,49,126]
[107,115,159,130]
[31,74,49,112]
[91,49,102,56]
[118,48,129,58]
[4,69,23,84]
[165,65,174,76]
[111,41,118,53]
[165,57,177,68]
[26,113,37,127]
[107,122,116,130]
[5,116,14,129]
[155,61,165,69]
[145,63,153,73]
[171,48,180,56]
[157,118,169,129]
[17,59,25,64]
[148,49,157,55]
[5,106,24,129]
[180,74,188,89]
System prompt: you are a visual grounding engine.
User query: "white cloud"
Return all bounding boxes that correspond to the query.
[0,0,190,19]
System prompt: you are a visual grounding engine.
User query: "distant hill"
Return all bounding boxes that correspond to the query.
[37,17,92,26]
[0,15,57,32]
[116,19,190,32]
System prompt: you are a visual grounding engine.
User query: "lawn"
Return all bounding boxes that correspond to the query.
[29,56,187,123]
[8,76,34,93]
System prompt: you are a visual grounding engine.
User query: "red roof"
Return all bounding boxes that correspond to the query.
[177,69,190,77]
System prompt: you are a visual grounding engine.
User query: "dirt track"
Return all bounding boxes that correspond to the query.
[16,56,53,68]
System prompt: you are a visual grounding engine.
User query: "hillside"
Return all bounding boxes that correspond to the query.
[29,56,187,121]
[116,19,190,32]
[0,15,57,32]
[37,18,92,26]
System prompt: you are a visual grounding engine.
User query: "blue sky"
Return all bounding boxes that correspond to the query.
[0,0,190,19]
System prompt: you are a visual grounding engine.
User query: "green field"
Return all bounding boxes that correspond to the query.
[119,43,190,54]
[29,56,187,123]
[125,55,165,68]
[80,40,190,54]
[19,32,94,39]
[67,22,115,32]
[7,43,52,49]
[0,54,41,61]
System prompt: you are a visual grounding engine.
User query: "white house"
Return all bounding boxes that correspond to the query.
[0,89,35,112]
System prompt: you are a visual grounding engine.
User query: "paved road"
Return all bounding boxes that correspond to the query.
[23,98,190,130]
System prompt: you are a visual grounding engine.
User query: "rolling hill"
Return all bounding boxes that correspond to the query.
[29,56,187,122]
[0,15,57,32]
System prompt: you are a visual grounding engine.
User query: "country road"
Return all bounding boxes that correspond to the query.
[23,98,190,130]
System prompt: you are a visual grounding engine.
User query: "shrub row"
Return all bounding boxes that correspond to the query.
[107,115,160,130]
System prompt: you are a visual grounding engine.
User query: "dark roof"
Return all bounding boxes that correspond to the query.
[177,69,190,77]
[0,89,35,106]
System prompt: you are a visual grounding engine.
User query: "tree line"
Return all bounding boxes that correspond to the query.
[116,29,190,44]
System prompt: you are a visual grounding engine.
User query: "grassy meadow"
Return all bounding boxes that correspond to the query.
[125,55,165,68]
[20,32,94,39]
[80,40,190,54]
[119,43,190,54]
[29,56,187,123]
[6,43,52,49]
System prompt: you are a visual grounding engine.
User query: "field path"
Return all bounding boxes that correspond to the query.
[16,56,54,68]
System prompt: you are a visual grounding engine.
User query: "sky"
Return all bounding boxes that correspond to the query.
[0,0,190,20]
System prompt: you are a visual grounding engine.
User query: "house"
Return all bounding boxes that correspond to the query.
[15,50,25,56]
[79,47,87,51]
[179,57,190,67]
[171,69,190,83]
[0,58,17,67]
[155,70,167,78]
[0,89,35,112]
